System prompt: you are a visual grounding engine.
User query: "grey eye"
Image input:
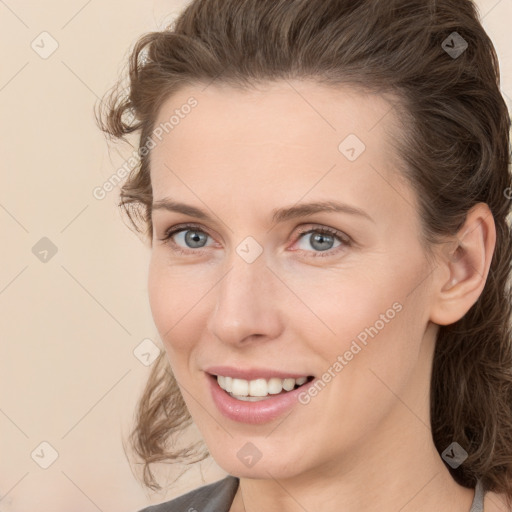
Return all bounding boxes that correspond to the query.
[297,231,342,252]
[178,230,209,248]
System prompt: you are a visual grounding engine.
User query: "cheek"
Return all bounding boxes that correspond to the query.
[147,254,214,360]
[147,256,171,333]
[291,269,430,451]
[299,251,430,381]
[147,256,189,352]
[315,259,430,396]
[287,266,406,352]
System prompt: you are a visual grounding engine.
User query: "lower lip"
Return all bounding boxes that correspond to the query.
[207,373,315,424]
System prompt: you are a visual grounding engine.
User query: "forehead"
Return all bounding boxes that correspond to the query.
[149,80,415,222]
[151,80,400,159]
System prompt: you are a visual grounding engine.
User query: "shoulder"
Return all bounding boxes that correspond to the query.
[136,475,240,512]
[484,490,512,512]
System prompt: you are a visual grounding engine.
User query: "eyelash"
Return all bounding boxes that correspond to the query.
[158,222,352,258]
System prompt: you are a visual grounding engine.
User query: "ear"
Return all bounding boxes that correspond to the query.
[429,202,496,326]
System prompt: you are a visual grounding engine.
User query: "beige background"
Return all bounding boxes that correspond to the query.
[0,1,511,511]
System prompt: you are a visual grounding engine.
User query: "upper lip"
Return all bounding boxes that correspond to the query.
[205,365,313,381]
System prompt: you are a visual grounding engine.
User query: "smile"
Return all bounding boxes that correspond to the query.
[207,373,317,424]
[216,375,313,400]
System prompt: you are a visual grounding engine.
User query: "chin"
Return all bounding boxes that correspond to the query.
[211,449,306,481]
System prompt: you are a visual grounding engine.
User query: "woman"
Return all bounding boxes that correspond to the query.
[95,0,512,510]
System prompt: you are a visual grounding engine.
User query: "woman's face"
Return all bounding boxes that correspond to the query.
[148,80,439,479]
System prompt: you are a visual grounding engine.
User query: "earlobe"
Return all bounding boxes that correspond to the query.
[430,203,496,326]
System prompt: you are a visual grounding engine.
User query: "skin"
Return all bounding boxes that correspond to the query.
[147,80,499,512]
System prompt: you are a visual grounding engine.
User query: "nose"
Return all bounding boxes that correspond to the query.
[206,250,283,346]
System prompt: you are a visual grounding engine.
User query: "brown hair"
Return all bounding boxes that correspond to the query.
[95,0,512,504]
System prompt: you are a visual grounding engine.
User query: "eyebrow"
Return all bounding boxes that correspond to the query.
[151,198,374,224]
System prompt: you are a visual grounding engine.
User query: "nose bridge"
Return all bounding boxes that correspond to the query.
[207,245,281,344]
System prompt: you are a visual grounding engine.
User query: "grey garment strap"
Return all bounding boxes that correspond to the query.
[469,479,485,512]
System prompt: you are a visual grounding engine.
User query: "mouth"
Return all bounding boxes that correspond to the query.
[208,373,315,401]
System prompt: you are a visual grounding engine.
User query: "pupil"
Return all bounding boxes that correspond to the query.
[313,233,332,251]
[187,231,204,247]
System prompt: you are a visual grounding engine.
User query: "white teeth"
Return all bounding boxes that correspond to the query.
[282,378,296,391]
[231,378,249,396]
[249,378,268,397]
[233,395,272,402]
[216,375,310,397]
[267,377,284,394]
